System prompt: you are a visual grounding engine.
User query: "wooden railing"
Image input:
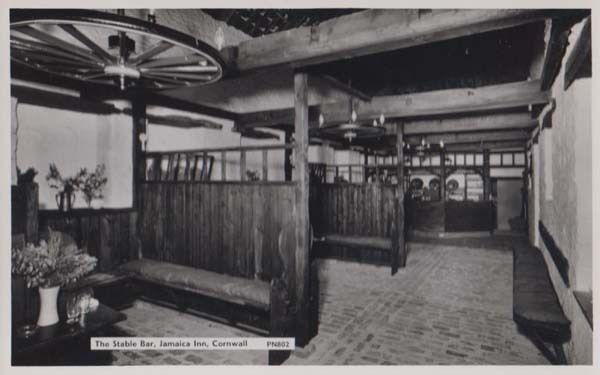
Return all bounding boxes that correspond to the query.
[405,150,526,168]
[310,163,400,184]
[144,144,294,182]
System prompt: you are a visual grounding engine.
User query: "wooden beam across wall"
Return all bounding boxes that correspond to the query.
[400,113,537,135]
[225,9,560,73]
[444,140,527,152]
[238,80,550,129]
[405,130,531,145]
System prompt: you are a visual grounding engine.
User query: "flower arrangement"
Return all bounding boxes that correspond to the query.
[46,163,85,195]
[46,163,108,208]
[12,228,98,288]
[79,164,108,207]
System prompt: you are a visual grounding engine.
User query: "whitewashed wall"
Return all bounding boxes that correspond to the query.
[13,100,132,209]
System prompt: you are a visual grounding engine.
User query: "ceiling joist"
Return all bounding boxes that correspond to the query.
[239,79,549,129]
[225,9,561,73]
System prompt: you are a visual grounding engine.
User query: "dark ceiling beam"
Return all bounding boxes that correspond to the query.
[225,9,563,73]
[311,74,372,101]
[143,113,223,130]
[564,16,591,90]
[143,94,239,121]
[11,84,121,115]
[444,140,527,152]
[405,130,530,145]
[239,79,549,128]
[399,113,537,135]
[539,16,585,91]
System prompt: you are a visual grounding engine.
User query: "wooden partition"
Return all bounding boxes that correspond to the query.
[310,183,398,266]
[139,181,297,286]
[39,209,139,271]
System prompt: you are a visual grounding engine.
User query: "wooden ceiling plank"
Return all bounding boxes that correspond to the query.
[227,9,558,72]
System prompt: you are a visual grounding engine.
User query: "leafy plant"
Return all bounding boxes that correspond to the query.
[46,163,108,207]
[79,164,108,206]
[46,163,86,194]
[12,228,97,288]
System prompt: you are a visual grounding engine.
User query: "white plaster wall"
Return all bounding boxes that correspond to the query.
[147,109,288,181]
[13,100,132,209]
[535,19,592,365]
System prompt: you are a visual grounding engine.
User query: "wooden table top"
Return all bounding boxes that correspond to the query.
[12,304,126,356]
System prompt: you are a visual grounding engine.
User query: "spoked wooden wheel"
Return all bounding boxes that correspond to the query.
[10,9,225,90]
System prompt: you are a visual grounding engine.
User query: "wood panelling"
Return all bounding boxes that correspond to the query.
[445,201,496,232]
[312,183,397,237]
[139,182,296,286]
[39,209,139,272]
[406,200,445,232]
[310,183,397,264]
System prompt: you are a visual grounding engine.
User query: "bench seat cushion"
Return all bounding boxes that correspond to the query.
[120,259,270,311]
[513,245,570,342]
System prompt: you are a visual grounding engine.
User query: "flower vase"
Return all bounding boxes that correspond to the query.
[55,192,65,212]
[37,286,60,327]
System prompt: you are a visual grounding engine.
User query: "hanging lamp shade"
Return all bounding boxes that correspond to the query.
[311,98,385,143]
[10,9,226,91]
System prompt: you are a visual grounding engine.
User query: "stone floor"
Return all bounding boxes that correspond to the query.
[111,236,549,365]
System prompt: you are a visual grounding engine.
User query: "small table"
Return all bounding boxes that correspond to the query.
[12,304,126,366]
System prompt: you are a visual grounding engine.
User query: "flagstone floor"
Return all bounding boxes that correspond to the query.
[110,235,549,365]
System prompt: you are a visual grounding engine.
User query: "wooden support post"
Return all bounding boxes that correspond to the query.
[202,152,208,181]
[464,172,468,201]
[375,155,380,183]
[294,72,311,346]
[483,149,491,201]
[440,149,446,202]
[183,153,191,181]
[262,149,269,181]
[522,146,529,220]
[393,123,406,274]
[221,151,226,181]
[240,150,247,181]
[284,130,293,181]
[364,149,369,182]
[348,165,353,183]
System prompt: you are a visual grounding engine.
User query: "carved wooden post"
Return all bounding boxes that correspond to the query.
[294,72,312,346]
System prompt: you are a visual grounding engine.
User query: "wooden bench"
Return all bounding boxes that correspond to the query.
[513,244,571,364]
[119,258,295,365]
[315,234,402,275]
[319,234,392,251]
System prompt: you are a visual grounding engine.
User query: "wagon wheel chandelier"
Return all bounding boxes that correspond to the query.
[10,9,225,91]
[312,97,386,143]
